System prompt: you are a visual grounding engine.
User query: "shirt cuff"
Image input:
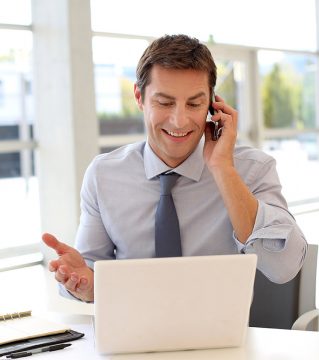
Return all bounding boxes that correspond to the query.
[233,200,289,253]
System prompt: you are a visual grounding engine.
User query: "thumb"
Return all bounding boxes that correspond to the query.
[42,233,72,256]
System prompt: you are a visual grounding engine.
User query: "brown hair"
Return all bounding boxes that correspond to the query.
[136,34,217,101]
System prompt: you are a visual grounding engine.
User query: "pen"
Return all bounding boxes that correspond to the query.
[6,343,72,359]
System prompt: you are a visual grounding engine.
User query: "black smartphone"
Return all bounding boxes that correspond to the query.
[207,94,222,141]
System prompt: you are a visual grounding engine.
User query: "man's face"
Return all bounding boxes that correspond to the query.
[135,65,210,168]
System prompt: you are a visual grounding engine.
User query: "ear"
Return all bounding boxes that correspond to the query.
[134,83,143,111]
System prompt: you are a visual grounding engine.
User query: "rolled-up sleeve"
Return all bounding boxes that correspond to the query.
[233,153,307,284]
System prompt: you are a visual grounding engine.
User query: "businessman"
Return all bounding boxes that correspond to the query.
[43,34,307,303]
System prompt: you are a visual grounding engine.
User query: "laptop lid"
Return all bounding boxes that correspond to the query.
[94,254,257,355]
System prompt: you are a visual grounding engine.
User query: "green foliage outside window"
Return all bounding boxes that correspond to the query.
[262,63,310,129]
[262,64,299,128]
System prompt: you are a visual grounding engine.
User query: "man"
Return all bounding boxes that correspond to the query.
[43,34,307,303]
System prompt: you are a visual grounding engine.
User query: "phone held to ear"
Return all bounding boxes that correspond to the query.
[207,95,223,141]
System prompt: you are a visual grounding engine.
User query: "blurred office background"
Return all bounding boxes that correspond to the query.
[0,0,318,273]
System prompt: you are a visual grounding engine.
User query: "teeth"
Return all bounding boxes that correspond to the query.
[166,130,188,137]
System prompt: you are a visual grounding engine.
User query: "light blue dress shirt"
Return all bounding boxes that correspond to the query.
[73,138,307,287]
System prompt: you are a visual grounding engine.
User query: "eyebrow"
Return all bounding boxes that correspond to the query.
[153,91,207,101]
[153,92,175,100]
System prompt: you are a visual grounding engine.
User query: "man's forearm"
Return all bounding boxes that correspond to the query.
[211,165,258,244]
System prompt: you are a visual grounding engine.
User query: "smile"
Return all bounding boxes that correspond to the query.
[164,130,190,137]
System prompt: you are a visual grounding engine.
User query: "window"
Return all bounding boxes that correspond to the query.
[1,1,316,260]
[92,36,149,152]
[259,51,319,203]
[215,57,249,138]
[0,3,40,258]
[0,0,31,25]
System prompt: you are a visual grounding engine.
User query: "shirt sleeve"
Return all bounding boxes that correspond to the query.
[233,156,307,284]
[74,158,116,268]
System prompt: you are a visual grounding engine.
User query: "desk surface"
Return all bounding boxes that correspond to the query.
[13,314,319,360]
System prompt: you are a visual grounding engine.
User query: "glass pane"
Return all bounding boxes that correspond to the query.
[0,173,40,249]
[0,30,33,140]
[91,0,316,51]
[93,36,149,135]
[263,135,319,203]
[215,59,247,135]
[216,60,237,108]
[259,51,317,129]
[0,152,20,177]
[0,0,31,25]
[0,29,38,251]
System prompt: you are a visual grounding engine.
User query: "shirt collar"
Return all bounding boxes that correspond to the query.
[143,137,205,182]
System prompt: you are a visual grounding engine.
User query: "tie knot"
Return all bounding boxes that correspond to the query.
[159,173,179,195]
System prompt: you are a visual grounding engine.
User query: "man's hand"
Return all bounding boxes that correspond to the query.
[42,233,94,302]
[203,95,238,170]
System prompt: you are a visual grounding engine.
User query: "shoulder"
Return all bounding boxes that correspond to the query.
[82,141,146,184]
[234,145,274,165]
[81,141,146,195]
[90,141,146,170]
[233,145,277,185]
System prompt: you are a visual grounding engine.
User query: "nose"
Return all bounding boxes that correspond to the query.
[169,105,189,129]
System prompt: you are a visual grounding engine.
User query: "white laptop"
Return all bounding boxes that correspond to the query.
[94,254,257,355]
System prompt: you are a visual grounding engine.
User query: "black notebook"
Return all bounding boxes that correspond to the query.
[0,311,84,356]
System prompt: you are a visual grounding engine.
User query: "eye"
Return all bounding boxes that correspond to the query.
[188,103,201,108]
[158,101,174,107]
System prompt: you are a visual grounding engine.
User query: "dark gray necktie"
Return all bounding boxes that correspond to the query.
[155,173,182,257]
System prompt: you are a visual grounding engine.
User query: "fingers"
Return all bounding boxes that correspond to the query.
[64,274,89,293]
[53,265,84,291]
[213,97,237,120]
[50,261,92,294]
[54,264,69,283]
[62,272,81,292]
[57,270,91,299]
[211,96,238,131]
[42,233,72,256]
[48,259,59,272]
[49,261,77,288]
[214,94,224,103]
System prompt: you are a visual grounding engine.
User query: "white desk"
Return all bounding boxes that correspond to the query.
[24,314,319,360]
